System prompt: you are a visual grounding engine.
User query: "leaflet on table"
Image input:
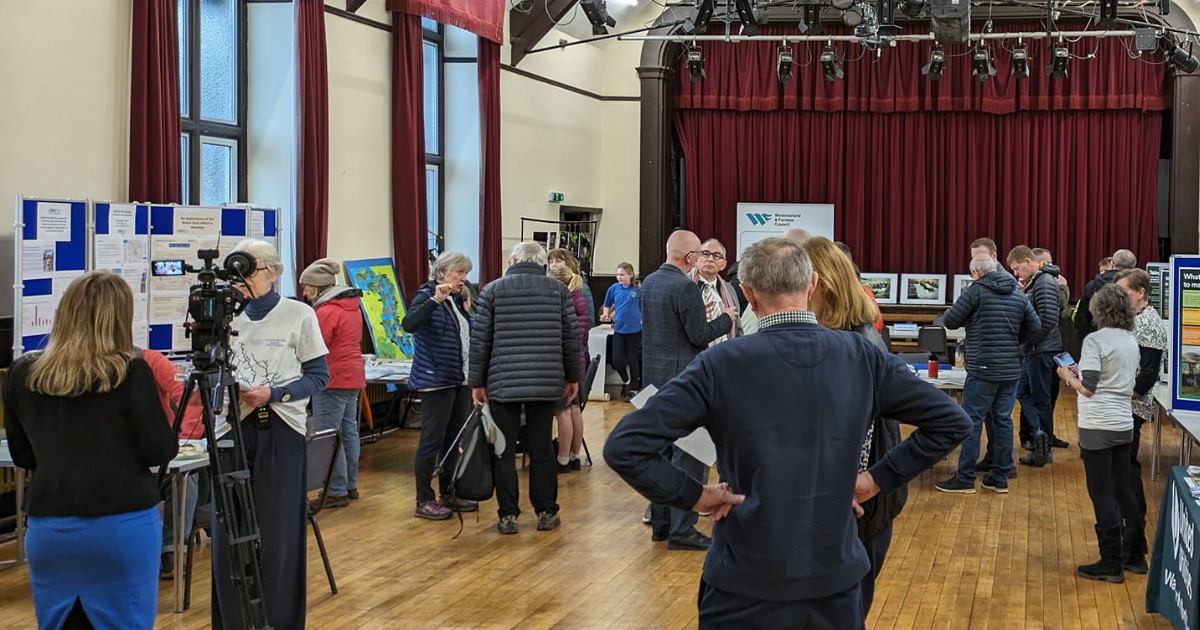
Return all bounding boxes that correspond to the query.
[629,385,718,467]
[1178,268,1200,401]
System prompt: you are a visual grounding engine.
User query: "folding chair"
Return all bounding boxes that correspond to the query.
[306,429,341,595]
[917,326,950,364]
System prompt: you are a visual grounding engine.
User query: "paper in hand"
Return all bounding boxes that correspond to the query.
[628,385,718,467]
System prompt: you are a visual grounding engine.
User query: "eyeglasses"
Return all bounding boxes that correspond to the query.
[698,251,726,260]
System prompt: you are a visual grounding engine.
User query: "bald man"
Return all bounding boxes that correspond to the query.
[640,229,737,551]
[781,228,812,243]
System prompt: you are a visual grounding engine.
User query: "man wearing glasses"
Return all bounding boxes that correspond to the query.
[639,229,737,551]
[689,239,742,343]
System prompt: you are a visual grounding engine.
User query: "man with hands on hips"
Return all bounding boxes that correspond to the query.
[605,237,970,630]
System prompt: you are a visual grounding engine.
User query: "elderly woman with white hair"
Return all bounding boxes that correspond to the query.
[210,239,329,630]
[402,251,479,521]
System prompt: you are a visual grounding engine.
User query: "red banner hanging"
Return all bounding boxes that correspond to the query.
[386,0,503,44]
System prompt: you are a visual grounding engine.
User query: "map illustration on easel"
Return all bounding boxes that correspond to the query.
[343,258,414,360]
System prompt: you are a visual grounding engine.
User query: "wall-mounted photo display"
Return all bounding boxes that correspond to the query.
[900,273,947,305]
[952,274,974,304]
[860,273,899,304]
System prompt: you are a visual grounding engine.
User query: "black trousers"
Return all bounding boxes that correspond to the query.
[698,579,864,630]
[612,331,642,389]
[1131,414,1149,518]
[860,523,893,618]
[413,386,473,504]
[212,415,307,630]
[491,401,559,518]
[1080,443,1139,530]
[650,447,707,539]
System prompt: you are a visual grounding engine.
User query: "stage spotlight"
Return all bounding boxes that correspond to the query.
[1167,42,1200,73]
[1011,45,1030,79]
[799,4,825,35]
[687,45,705,82]
[899,0,926,18]
[1046,44,1069,79]
[733,0,761,36]
[972,47,996,81]
[842,1,875,27]
[821,48,845,81]
[832,0,856,9]
[580,0,617,36]
[682,0,715,35]
[777,46,795,83]
[922,46,946,80]
[1098,0,1118,26]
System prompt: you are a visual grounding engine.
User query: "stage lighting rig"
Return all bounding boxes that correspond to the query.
[682,0,715,35]
[733,0,762,36]
[821,47,845,81]
[899,0,926,18]
[580,0,617,36]
[1011,45,1030,79]
[1167,40,1200,73]
[799,4,825,35]
[929,0,970,43]
[687,44,706,82]
[972,47,996,81]
[922,45,946,80]
[778,45,795,83]
[1046,43,1069,79]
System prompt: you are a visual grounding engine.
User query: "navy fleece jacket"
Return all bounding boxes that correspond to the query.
[604,322,971,602]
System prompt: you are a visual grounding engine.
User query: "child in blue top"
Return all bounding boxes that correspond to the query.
[601,262,642,401]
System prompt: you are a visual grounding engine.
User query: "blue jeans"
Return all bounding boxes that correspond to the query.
[1016,352,1056,437]
[162,473,199,553]
[957,376,1018,482]
[312,388,361,497]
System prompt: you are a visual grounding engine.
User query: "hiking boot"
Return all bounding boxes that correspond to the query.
[1122,518,1149,574]
[497,515,518,535]
[981,475,1009,494]
[311,491,349,511]
[934,476,976,494]
[1078,525,1125,583]
[536,511,561,531]
[415,500,452,521]
[1021,440,1034,451]
[441,496,478,513]
[1034,432,1051,466]
[348,488,360,501]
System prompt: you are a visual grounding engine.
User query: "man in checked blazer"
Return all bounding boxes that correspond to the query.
[640,229,737,551]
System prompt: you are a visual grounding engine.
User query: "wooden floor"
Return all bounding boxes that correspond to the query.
[0,395,1180,629]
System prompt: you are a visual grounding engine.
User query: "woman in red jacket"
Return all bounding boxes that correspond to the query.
[301,259,367,507]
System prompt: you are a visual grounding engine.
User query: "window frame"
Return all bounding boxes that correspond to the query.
[180,0,248,206]
[423,21,445,255]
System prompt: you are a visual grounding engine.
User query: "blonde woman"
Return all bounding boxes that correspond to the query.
[3,271,178,630]
[549,264,590,472]
[211,240,329,630]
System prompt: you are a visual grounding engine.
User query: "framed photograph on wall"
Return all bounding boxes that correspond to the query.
[900,273,947,305]
[952,274,974,304]
[860,273,899,304]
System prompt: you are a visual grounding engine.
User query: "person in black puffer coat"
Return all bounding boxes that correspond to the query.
[469,242,582,535]
[934,254,1040,495]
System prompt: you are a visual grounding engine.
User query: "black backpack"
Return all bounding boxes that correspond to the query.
[437,406,495,535]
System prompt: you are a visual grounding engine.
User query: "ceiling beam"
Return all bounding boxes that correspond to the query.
[510,0,582,67]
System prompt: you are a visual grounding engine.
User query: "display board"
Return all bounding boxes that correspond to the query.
[13,197,88,355]
[735,203,835,258]
[343,257,413,360]
[1149,262,1170,318]
[147,205,279,353]
[94,203,151,348]
[1171,255,1200,412]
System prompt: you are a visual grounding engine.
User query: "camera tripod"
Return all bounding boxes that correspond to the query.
[171,349,273,630]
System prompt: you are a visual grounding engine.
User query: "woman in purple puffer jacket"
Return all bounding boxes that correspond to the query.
[549,264,590,473]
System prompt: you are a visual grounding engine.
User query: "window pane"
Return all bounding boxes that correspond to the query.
[181,134,190,203]
[421,17,437,31]
[423,41,439,154]
[200,138,236,206]
[426,165,439,252]
[199,0,237,123]
[179,0,188,117]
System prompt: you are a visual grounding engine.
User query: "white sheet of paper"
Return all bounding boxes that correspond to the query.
[23,241,56,279]
[172,325,190,351]
[37,202,72,240]
[249,211,265,239]
[133,320,150,348]
[94,237,123,269]
[628,385,718,467]
[150,294,188,325]
[151,274,191,293]
[52,273,80,298]
[173,208,220,236]
[125,239,148,264]
[21,295,57,336]
[108,204,136,235]
[120,266,149,295]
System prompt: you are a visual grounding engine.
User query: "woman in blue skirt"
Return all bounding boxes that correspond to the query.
[3,271,179,629]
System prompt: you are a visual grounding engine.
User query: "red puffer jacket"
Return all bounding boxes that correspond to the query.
[314,287,367,390]
[570,289,590,371]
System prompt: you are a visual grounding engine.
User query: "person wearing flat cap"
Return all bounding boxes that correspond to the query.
[300,258,366,508]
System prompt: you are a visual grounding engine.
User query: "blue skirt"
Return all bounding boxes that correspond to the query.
[26,506,161,630]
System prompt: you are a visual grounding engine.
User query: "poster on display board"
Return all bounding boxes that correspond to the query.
[1171,255,1200,411]
[735,203,835,258]
[94,203,151,348]
[1149,262,1170,318]
[13,197,88,355]
[343,258,414,360]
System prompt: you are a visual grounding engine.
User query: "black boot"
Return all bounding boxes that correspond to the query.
[1122,518,1148,574]
[1077,525,1125,583]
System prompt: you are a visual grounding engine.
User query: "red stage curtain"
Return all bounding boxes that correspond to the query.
[129,0,182,204]
[676,108,1162,291]
[676,22,1171,114]
[478,38,503,285]
[392,13,429,297]
[296,0,330,276]
[387,0,503,44]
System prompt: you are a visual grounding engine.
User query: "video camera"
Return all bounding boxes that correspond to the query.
[152,249,257,366]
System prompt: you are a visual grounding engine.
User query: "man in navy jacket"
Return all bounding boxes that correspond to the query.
[605,237,971,629]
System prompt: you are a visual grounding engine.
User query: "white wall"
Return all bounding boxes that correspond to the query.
[324,12,393,264]
[0,0,132,316]
[248,3,297,291]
